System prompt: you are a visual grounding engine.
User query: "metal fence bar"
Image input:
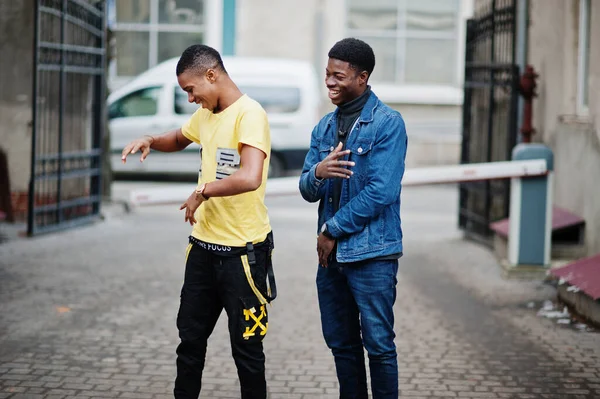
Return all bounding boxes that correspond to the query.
[56,0,67,224]
[39,41,105,55]
[33,167,101,182]
[92,0,106,215]
[36,149,101,162]
[37,65,104,74]
[33,195,101,214]
[28,0,41,236]
[69,0,104,18]
[32,214,102,236]
[39,6,103,37]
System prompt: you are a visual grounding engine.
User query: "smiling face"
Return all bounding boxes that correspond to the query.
[325,58,369,106]
[177,68,220,112]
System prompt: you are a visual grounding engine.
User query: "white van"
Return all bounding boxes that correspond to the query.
[108,56,321,178]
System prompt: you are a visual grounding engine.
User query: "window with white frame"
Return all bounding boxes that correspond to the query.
[346,0,461,86]
[109,0,205,79]
[577,0,591,114]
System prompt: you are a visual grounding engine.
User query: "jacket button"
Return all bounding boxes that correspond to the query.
[328,197,333,203]
[358,147,363,153]
[330,146,334,151]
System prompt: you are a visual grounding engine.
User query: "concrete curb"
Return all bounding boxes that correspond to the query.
[557,284,600,327]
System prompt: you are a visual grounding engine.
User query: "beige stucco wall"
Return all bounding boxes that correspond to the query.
[0,0,34,193]
[314,101,462,168]
[390,104,461,167]
[529,0,579,144]
[236,0,462,167]
[236,0,344,71]
[529,0,600,255]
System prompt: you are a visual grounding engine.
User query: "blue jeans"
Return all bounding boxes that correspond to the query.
[317,258,399,399]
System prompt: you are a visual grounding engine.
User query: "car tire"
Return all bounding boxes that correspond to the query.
[268,154,285,178]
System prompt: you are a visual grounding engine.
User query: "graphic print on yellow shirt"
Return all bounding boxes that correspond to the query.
[181,94,271,247]
[216,148,241,180]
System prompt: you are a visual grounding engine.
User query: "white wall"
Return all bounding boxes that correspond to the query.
[529,0,600,255]
[236,0,471,166]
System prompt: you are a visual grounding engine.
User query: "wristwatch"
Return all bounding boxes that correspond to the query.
[195,183,209,201]
[320,223,334,239]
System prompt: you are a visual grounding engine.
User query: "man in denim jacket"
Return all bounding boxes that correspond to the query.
[299,38,407,399]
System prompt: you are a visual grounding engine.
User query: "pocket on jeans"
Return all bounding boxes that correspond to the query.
[238,296,268,343]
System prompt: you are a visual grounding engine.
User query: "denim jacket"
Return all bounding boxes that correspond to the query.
[299,91,408,263]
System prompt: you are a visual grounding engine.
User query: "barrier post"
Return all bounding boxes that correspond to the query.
[508,143,554,269]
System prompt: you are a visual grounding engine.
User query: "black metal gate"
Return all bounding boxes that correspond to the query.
[29,0,106,235]
[459,0,520,244]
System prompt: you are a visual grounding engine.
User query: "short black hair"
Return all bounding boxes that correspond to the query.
[328,38,375,77]
[176,44,227,76]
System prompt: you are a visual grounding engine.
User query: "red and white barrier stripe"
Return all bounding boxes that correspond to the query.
[129,159,549,207]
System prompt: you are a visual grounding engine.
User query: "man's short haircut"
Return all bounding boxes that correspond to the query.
[328,38,376,77]
[176,44,227,76]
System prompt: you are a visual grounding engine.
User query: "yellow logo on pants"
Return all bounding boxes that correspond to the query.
[243,305,268,339]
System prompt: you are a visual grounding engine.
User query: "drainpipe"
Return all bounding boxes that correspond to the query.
[222,0,236,56]
[519,65,539,143]
[515,0,529,143]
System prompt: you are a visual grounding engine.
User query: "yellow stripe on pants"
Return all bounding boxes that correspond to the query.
[241,254,268,305]
[184,243,192,263]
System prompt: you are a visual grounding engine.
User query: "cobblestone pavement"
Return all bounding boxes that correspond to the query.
[0,185,599,399]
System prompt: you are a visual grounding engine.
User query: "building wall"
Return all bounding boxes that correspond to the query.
[528,0,579,144]
[236,0,343,74]
[529,0,600,255]
[0,0,34,193]
[386,104,461,167]
[236,0,467,167]
[108,0,221,91]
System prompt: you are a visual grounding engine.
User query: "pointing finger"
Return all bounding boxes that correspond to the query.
[141,146,150,162]
[130,143,142,155]
[121,144,133,162]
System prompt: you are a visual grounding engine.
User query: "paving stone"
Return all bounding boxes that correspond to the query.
[0,188,598,398]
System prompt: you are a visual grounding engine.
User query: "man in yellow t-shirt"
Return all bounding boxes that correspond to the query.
[121,44,275,399]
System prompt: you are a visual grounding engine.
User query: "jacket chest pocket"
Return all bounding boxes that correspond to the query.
[347,140,373,182]
[318,142,335,161]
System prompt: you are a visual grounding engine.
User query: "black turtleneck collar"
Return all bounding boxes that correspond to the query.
[338,85,371,116]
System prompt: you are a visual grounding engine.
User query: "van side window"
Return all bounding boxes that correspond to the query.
[174,88,200,115]
[174,86,301,115]
[240,86,301,113]
[109,86,162,119]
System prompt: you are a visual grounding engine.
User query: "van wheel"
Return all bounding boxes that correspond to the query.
[268,154,285,178]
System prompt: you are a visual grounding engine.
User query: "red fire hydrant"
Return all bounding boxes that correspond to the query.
[519,65,539,143]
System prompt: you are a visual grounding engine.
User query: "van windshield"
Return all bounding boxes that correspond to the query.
[174,86,301,115]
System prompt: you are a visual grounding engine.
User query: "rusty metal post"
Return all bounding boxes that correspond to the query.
[518,65,539,143]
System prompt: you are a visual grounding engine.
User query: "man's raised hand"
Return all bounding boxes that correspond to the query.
[121,135,154,164]
[315,142,355,179]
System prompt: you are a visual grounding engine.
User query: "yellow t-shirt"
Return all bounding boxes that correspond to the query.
[181,94,271,247]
